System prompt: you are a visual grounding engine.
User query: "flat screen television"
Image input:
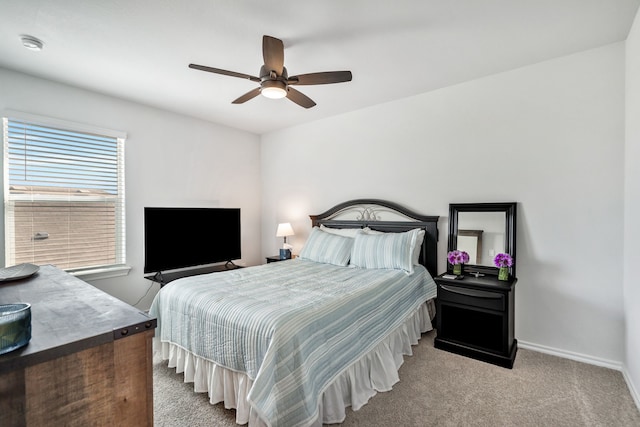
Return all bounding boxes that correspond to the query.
[144,207,241,274]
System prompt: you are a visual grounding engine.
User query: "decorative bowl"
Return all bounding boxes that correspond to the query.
[0,303,32,355]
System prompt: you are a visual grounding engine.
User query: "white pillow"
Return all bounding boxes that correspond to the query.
[299,227,354,266]
[362,228,425,266]
[412,229,426,265]
[350,228,421,274]
[319,224,363,238]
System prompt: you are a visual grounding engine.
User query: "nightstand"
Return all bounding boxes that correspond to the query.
[434,273,517,368]
[266,255,284,263]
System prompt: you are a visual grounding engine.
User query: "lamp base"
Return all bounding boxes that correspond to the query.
[279,249,291,260]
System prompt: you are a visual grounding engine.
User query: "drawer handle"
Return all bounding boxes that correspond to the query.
[440,285,502,299]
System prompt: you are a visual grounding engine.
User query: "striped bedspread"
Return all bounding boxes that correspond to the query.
[150,259,436,427]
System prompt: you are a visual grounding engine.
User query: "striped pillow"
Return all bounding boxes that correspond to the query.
[350,228,421,274]
[363,228,425,265]
[299,227,354,266]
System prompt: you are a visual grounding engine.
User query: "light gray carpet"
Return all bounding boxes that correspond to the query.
[153,330,640,426]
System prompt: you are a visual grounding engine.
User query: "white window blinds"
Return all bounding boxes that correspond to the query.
[3,116,126,271]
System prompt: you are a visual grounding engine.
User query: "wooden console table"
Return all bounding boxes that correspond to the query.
[0,265,157,426]
[145,262,242,287]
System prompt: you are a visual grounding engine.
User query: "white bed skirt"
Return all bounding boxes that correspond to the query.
[158,299,435,426]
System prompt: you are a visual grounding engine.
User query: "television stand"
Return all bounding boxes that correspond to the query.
[145,263,242,287]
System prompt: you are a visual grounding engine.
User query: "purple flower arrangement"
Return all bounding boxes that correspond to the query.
[447,250,470,265]
[493,253,513,268]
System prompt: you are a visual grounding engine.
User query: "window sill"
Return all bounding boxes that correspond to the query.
[68,264,131,281]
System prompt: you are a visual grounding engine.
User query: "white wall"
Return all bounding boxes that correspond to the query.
[261,43,626,364]
[624,8,640,406]
[0,67,262,309]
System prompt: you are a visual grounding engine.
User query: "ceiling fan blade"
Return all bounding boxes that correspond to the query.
[288,71,352,85]
[262,35,284,75]
[232,87,261,104]
[189,64,260,82]
[286,87,316,109]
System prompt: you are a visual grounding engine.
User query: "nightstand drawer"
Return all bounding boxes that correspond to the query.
[438,284,505,311]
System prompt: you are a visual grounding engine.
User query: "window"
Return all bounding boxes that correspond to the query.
[3,114,126,274]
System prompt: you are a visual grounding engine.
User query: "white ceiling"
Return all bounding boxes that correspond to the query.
[1,0,638,135]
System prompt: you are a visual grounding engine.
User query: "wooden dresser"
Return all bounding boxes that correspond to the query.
[0,265,157,426]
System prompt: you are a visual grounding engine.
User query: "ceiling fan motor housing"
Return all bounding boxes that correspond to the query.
[260,65,287,81]
[260,65,288,98]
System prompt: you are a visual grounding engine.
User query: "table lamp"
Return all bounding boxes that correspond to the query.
[276,222,294,259]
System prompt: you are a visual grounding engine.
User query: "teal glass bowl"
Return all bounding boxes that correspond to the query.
[0,303,31,355]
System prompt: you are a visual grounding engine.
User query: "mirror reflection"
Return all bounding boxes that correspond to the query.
[456,212,506,267]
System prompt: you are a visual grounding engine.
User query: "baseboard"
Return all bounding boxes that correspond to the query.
[517,340,622,371]
[622,367,640,411]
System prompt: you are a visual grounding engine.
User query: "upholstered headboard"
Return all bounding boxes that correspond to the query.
[309,199,439,277]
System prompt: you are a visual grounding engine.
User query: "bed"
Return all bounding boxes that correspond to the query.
[150,199,439,426]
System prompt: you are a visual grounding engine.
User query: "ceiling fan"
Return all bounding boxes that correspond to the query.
[188,35,352,108]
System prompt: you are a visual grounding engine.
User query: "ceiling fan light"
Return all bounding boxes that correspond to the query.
[261,80,287,99]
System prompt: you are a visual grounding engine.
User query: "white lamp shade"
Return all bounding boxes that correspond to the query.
[276,223,294,237]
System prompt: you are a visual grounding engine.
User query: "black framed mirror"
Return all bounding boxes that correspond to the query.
[447,202,517,277]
